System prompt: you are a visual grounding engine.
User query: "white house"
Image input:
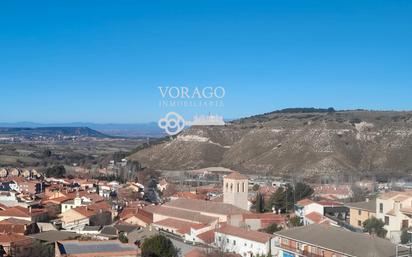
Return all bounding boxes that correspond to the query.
[0,191,19,207]
[376,190,412,243]
[61,193,93,213]
[214,225,272,257]
[295,199,324,223]
[295,198,343,225]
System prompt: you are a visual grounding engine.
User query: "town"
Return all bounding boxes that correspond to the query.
[0,163,410,257]
[1,0,411,257]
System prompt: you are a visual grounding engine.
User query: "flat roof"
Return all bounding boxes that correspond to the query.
[165,198,249,216]
[58,240,138,255]
[345,199,376,212]
[144,205,218,224]
[29,231,80,243]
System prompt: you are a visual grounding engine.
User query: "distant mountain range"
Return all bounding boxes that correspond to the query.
[0,122,164,138]
[0,126,109,138]
[129,108,412,178]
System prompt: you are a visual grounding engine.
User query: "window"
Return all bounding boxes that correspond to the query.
[385,216,390,225]
[242,182,245,192]
[282,238,289,245]
[358,220,362,227]
[218,236,221,242]
[358,210,362,215]
[226,238,229,243]
[233,240,236,245]
[309,246,315,253]
[380,203,383,213]
[402,220,409,229]
[237,183,239,192]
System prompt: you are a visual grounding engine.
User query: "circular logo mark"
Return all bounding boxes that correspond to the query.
[158,112,186,136]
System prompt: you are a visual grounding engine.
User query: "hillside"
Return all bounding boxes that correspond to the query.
[128,109,412,177]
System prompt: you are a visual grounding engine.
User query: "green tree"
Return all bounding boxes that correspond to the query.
[269,185,294,212]
[141,235,179,257]
[289,216,303,227]
[119,232,128,243]
[45,165,66,178]
[401,229,410,244]
[363,217,387,238]
[269,187,286,212]
[255,192,264,213]
[261,223,281,234]
[252,184,260,191]
[268,183,313,213]
[294,182,314,201]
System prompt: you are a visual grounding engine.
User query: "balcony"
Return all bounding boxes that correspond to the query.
[278,244,326,257]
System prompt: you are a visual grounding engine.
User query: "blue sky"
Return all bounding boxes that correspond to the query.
[0,0,411,123]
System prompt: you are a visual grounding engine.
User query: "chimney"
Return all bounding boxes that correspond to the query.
[394,201,401,214]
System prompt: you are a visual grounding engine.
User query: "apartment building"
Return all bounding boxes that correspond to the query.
[345,199,376,229]
[272,224,397,257]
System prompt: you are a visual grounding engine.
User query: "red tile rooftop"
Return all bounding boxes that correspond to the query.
[197,229,215,244]
[225,172,248,180]
[242,212,286,221]
[379,190,412,200]
[314,185,352,195]
[153,218,199,230]
[185,248,241,257]
[184,248,207,257]
[153,218,208,235]
[0,233,29,243]
[0,206,46,218]
[172,191,207,200]
[305,212,326,224]
[401,207,412,214]
[296,198,314,206]
[317,200,343,206]
[72,201,111,218]
[0,218,31,225]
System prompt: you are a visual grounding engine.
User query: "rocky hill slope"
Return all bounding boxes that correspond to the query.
[128,110,412,177]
